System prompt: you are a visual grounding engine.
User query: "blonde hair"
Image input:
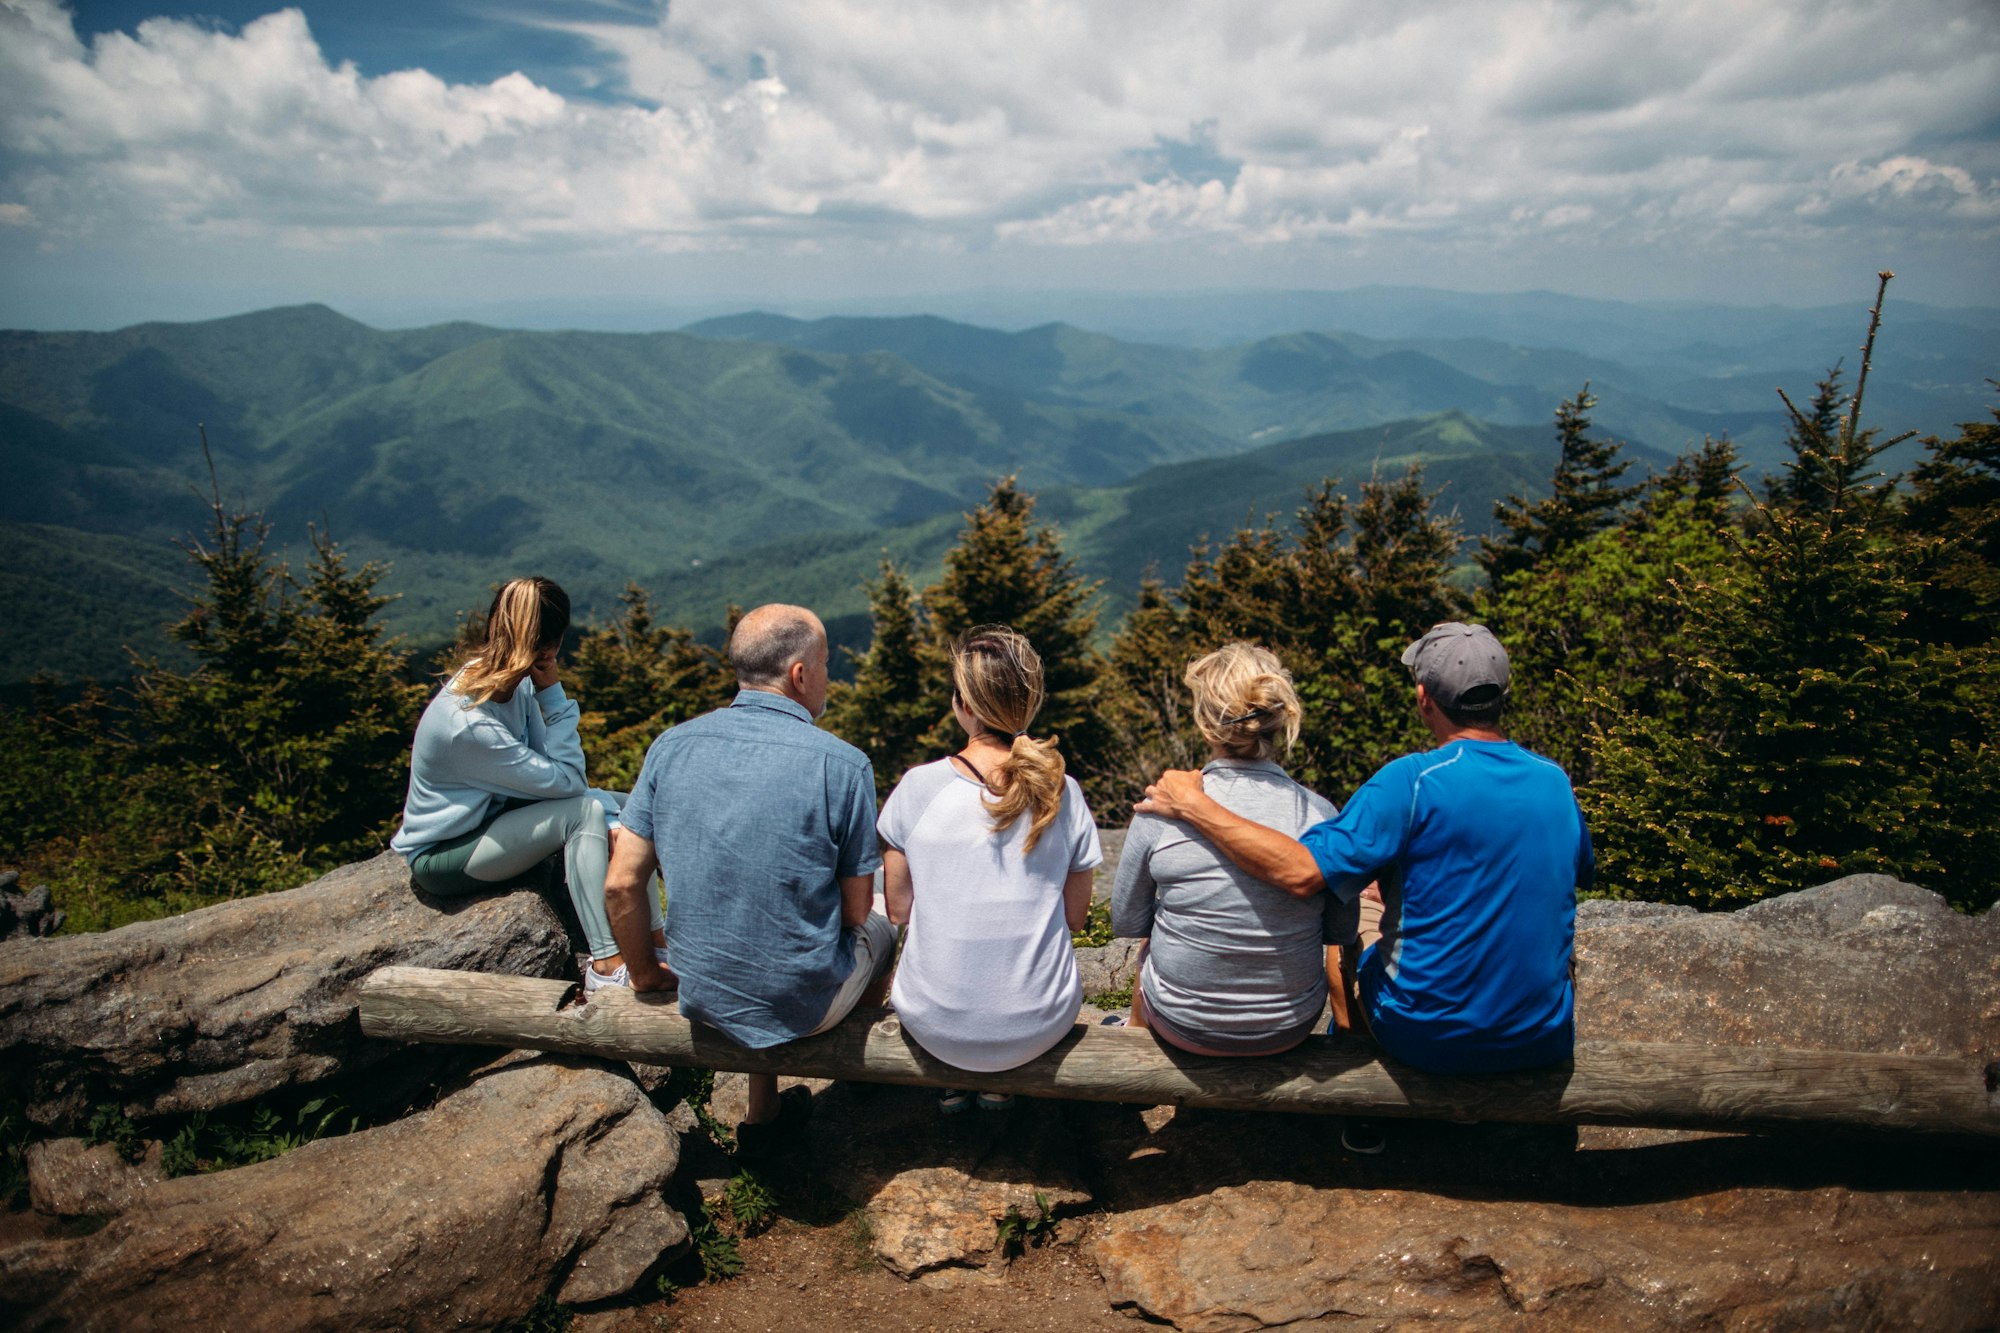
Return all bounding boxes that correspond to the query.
[1186,642,1302,762]
[951,625,1066,853]
[451,577,570,706]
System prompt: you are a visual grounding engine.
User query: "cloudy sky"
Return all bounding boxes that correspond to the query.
[1,0,1996,330]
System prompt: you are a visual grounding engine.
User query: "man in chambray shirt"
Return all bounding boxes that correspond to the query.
[603,604,893,1156]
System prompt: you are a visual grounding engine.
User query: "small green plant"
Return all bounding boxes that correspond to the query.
[995,1189,1058,1256]
[86,1103,146,1164]
[692,1213,744,1281]
[653,1272,681,1303]
[157,1096,357,1176]
[840,1208,878,1272]
[161,1113,206,1177]
[1087,983,1134,1010]
[722,1169,777,1235]
[1070,896,1115,949]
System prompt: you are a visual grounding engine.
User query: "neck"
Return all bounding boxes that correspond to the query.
[742,682,808,709]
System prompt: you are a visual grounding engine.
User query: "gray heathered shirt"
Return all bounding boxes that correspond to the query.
[1111,758,1350,1040]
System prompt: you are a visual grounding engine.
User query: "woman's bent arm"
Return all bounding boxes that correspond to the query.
[882,849,914,925]
[1062,867,1096,932]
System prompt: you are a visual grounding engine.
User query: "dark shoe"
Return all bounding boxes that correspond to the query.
[1340,1118,1386,1155]
[938,1088,974,1115]
[735,1086,812,1160]
[975,1092,1016,1112]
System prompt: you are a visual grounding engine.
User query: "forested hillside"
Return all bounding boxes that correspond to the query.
[2,295,1989,683]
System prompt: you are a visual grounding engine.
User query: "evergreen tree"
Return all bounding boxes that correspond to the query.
[822,560,946,797]
[1101,465,1458,804]
[917,477,1104,762]
[1763,363,1848,512]
[1480,385,1642,585]
[569,584,736,790]
[130,501,423,874]
[1095,575,1205,798]
[1490,438,1742,781]
[1901,395,2000,646]
[1586,274,2000,911]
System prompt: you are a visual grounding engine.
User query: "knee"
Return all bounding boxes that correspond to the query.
[565,793,608,839]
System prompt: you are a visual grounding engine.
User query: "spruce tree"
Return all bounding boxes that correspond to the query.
[569,583,736,790]
[918,477,1104,760]
[1586,274,2000,911]
[822,560,947,797]
[1901,396,2000,646]
[125,463,425,904]
[1101,465,1457,804]
[1480,384,1642,585]
[1764,363,1848,512]
[1491,438,1742,781]
[1095,576,1206,798]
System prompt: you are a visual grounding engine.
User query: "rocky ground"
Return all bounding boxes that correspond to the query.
[553,1067,2000,1332]
[3,851,1997,1330]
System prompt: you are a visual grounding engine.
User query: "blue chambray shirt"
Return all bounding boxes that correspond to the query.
[622,689,883,1048]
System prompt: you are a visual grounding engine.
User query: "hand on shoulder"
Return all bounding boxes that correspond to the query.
[1134,768,1207,820]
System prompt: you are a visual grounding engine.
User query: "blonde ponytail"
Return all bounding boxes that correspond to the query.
[950,625,1067,852]
[451,576,570,705]
[990,733,1066,854]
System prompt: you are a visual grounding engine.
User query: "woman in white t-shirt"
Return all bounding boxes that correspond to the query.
[877,625,1102,1112]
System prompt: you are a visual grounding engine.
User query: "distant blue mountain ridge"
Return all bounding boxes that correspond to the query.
[1,292,1990,685]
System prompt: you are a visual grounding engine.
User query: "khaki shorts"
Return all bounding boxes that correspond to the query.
[806,899,899,1037]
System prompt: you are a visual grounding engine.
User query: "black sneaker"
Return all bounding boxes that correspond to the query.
[1340,1118,1387,1155]
[734,1085,812,1161]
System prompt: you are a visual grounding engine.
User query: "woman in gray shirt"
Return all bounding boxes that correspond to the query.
[1111,643,1351,1056]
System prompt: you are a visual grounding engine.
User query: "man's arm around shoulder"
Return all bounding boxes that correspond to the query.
[1135,769,1325,897]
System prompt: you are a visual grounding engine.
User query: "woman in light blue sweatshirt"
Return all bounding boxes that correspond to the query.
[391,577,665,991]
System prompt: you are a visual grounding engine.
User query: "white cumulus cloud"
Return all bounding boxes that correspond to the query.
[0,0,1995,310]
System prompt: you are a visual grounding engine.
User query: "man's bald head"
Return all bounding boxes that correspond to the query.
[730,604,827,692]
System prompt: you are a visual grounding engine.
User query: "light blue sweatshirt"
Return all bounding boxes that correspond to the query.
[390,675,586,856]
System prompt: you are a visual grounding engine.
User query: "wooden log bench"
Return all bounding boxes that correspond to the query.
[357,965,2000,1138]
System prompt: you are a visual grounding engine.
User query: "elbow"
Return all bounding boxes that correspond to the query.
[1277,862,1326,899]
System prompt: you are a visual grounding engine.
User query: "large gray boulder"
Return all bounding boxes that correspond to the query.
[0,852,574,1134]
[1574,875,2000,1059]
[0,1054,686,1330]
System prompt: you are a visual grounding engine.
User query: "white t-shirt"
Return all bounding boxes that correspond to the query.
[878,758,1103,1072]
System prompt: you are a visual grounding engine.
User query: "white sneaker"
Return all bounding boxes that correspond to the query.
[582,961,629,995]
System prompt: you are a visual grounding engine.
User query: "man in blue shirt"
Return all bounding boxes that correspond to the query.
[1137,623,1592,1087]
[604,604,895,1154]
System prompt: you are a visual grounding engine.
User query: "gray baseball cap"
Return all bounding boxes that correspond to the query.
[1401,622,1510,711]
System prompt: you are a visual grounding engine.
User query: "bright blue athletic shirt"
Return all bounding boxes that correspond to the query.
[1299,738,1593,1074]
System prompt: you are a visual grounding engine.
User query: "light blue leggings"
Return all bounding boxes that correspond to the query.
[408,791,661,959]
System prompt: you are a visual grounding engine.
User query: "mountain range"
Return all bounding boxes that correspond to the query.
[2,291,1991,685]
